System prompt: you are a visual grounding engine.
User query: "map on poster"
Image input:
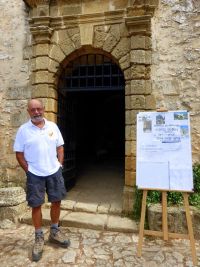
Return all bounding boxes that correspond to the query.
[136,111,193,191]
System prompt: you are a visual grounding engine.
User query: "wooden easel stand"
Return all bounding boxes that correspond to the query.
[137,190,197,266]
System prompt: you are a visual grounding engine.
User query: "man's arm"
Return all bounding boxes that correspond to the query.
[16,152,28,172]
[57,145,64,166]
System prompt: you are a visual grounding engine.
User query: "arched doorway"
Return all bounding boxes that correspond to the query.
[58,52,125,206]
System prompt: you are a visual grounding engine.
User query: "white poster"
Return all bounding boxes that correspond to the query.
[136,111,193,191]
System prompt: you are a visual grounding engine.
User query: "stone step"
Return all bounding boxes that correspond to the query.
[45,199,123,215]
[19,208,139,233]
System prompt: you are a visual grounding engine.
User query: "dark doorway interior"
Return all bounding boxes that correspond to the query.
[58,53,125,195]
[71,90,125,173]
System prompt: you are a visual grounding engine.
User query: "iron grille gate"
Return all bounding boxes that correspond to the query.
[60,54,125,93]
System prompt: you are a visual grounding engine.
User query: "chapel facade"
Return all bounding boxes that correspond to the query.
[0,0,200,212]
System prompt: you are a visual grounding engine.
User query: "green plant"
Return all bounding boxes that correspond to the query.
[189,163,200,208]
[132,186,143,220]
[167,191,183,205]
[147,190,161,204]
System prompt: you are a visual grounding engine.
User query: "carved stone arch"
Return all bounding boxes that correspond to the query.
[59,45,124,74]
[23,0,158,212]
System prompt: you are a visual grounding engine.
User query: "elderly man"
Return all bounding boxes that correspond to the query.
[13,98,70,262]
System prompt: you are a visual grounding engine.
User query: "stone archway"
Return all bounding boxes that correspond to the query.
[23,0,158,212]
[57,49,125,205]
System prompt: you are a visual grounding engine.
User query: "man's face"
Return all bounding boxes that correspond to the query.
[27,100,44,123]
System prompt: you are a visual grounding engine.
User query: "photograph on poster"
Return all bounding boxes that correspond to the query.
[136,111,193,191]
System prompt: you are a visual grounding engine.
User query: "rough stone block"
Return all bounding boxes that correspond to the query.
[131,35,151,49]
[131,50,151,64]
[119,54,130,70]
[3,153,18,168]
[80,24,93,46]
[48,71,58,85]
[156,79,180,96]
[148,204,200,239]
[103,34,118,52]
[126,95,145,109]
[125,110,138,125]
[60,4,81,16]
[57,30,76,56]
[128,80,152,95]
[125,140,136,156]
[125,125,136,141]
[33,44,49,56]
[0,202,27,222]
[33,56,49,70]
[112,37,130,60]
[125,156,136,171]
[145,95,156,109]
[6,86,31,100]
[10,111,28,127]
[125,171,136,187]
[32,84,58,99]
[131,65,146,79]
[94,26,107,48]
[0,187,26,206]
[123,186,134,213]
[33,71,49,84]
[124,68,131,80]
[49,44,66,63]
[41,98,57,113]
[48,59,59,73]
[44,112,57,123]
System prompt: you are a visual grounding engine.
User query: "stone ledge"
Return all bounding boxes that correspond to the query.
[147,204,200,239]
[45,200,123,215]
[0,187,26,206]
[19,208,138,233]
[0,202,28,222]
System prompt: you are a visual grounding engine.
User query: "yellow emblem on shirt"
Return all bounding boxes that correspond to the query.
[48,131,54,137]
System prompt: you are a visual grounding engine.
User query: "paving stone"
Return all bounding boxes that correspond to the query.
[0,223,199,266]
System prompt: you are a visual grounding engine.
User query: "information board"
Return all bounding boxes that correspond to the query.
[136,111,193,191]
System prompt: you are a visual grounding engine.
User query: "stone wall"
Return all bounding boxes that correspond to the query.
[0,0,31,187]
[151,0,200,162]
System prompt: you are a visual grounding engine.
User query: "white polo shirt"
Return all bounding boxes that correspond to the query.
[13,119,64,176]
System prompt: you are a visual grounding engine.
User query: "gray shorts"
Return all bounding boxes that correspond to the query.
[26,167,67,208]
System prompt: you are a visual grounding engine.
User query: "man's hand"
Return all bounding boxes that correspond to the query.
[57,145,64,167]
[16,152,28,172]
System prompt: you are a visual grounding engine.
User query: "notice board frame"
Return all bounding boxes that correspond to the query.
[136,109,197,265]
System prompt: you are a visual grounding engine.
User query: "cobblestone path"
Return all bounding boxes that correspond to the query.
[0,223,199,267]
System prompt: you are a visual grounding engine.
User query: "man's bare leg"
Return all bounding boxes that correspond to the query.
[50,201,61,224]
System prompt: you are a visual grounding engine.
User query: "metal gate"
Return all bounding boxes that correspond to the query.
[58,53,125,188]
[58,94,76,189]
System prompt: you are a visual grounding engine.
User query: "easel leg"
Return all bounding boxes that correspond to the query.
[137,190,147,257]
[162,191,168,241]
[183,193,197,266]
